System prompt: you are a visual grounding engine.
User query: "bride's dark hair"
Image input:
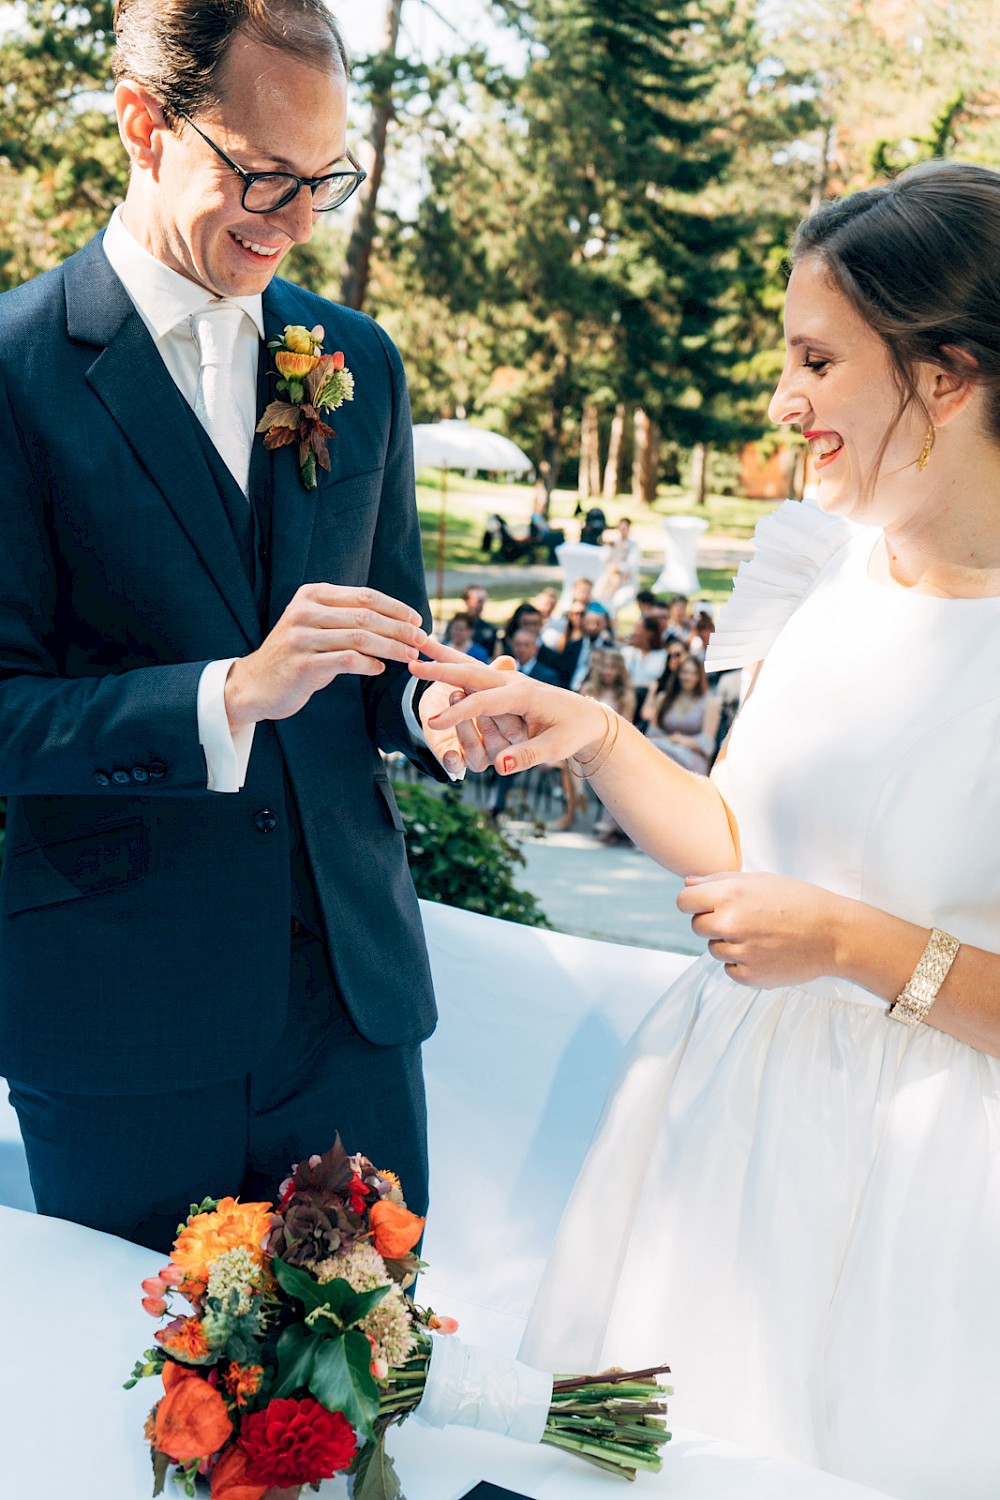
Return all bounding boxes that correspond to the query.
[791,160,1000,475]
[112,0,350,125]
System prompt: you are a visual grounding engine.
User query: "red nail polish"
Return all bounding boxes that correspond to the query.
[502,756,515,773]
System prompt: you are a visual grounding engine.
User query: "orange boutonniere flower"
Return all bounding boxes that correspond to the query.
[256,323,355,491]
[369,1199,425,1259]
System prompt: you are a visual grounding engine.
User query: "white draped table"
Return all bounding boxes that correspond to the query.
[0,904,897,1499]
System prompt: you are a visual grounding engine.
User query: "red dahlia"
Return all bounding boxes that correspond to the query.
[240,1397,357,1487]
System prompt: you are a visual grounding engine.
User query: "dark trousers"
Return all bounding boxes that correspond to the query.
[8,927,428,1253]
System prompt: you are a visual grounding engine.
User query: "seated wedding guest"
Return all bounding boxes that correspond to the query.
[444,584,497,657]
[509,627,562,684]
[492,626,563,818]
[594,517,642,621]
[635,589,663,618]
[686,604,716,660]
[529,509,566,563]
[663,593,692,642]
[498,602,543,657]
[620,617,669,723]
[446,611,491,663]
[531,585,560,625]
[643,652,720,774]
[542,576,594,648]
[580,650,637,843]
[564,605,616,691]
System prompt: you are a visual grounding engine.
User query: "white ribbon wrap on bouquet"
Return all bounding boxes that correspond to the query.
[417,1335,554,1445]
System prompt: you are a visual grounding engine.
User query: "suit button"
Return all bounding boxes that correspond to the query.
[94,771,111,787]
[254,809,278,834]
[111,769,132,785]
[149,762,166,780]
[131,766,150,784]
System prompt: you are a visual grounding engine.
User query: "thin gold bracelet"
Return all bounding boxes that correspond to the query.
[568,704,621,779]
[887,927,960,1027]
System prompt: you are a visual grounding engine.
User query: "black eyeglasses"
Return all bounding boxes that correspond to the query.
[179,113,366,213]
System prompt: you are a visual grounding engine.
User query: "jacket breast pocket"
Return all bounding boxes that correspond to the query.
[318,465,384,518]
[373,773,406,833]
[2,821,148,915]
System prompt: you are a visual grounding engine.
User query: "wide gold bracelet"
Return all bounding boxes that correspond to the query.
[887,927,960,1027]
[568,704,621,779]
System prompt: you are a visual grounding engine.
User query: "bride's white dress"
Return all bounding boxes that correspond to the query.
[519,500,1000,1500]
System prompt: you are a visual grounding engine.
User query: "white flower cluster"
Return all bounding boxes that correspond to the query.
[314,1242,416,1367]
[205,1246,263,1317]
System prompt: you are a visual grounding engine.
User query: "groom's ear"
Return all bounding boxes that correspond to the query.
[115,80,172,173]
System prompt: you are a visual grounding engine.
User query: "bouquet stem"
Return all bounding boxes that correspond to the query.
[379,1351,672,1480]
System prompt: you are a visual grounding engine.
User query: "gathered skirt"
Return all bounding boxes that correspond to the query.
[519,953,1000,1499]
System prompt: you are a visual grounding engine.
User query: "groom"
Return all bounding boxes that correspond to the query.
[0,1,458,1250]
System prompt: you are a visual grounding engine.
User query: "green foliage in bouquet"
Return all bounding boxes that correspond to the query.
[394,783,550,929]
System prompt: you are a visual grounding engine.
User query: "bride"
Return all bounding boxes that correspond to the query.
[414,159,1000,1500]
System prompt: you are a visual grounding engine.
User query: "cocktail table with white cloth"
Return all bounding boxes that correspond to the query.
[0,903,896,1500]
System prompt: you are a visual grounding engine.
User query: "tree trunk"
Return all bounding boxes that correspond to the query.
[632,409,660,505]
[535,398,566,515]
[578,402,601,500]
[603,401,626,501]
[690,441,710,507]
[339,0,403,311]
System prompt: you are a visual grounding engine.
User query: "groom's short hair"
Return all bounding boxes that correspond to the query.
[112,0,350,123]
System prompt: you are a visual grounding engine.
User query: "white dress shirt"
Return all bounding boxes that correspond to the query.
[101,208,436,791]
[102,207,261,792]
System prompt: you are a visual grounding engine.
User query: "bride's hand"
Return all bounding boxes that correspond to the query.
[677,872,850,988]
[411,637,607,774]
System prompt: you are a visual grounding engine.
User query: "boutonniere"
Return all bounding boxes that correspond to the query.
[256,323,355,490]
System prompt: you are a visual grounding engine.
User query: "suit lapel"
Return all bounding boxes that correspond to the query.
[260,281,326,629]
[66,238,261,648]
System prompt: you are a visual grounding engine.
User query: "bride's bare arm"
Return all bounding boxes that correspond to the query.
[410,641,740,876]
[678,870,1000,1056]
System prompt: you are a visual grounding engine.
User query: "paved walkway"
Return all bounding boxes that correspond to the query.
[513,822,705,953]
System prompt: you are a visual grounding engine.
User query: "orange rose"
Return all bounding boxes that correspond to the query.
[210,1443,269,1500]
[155,1366,233,1462]
[275,350,320,379]
[369,1200,425,1259]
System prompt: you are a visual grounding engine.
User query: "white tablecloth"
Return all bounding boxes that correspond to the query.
[0,903,897,1499]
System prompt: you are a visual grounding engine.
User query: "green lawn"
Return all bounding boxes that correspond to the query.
[416,470,777,623]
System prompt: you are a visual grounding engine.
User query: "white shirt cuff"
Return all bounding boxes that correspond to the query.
[404,676,465,782]
[198,658,256,792]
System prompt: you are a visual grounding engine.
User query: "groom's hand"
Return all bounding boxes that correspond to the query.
[419,654,521,775]
[225,583,427,731]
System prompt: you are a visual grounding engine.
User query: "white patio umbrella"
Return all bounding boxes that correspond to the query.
[411,420,534,624]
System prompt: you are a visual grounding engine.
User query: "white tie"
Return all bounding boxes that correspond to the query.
[193,302,252,495]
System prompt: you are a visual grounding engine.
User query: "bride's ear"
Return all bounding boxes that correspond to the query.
[925,345,980,430]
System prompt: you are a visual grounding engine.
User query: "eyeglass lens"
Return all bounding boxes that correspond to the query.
[243,173,361,213]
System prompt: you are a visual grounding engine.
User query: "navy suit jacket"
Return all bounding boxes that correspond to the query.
[0,235,442,1095]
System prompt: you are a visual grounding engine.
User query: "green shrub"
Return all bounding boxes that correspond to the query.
[394,782,550,928]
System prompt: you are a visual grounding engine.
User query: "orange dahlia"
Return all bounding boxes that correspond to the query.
[171,1198,273,1295]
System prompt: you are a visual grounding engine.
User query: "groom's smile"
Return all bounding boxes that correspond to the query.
[117,31,351,300]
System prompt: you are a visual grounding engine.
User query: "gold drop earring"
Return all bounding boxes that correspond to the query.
[917,425,935,473]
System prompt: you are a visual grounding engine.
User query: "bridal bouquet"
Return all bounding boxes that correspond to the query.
[126,1139,671,1499]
